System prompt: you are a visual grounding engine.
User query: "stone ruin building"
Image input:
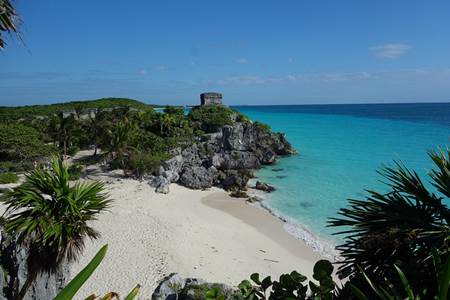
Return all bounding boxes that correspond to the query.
[200,92,223,106]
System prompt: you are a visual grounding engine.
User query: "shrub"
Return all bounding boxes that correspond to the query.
[236,112,251,123]
[0,172,19,184]
[67,145,80,156]
[254,121,271,132]
[236,260,335,299]
[0,123,55,162]
[68,164,83,180]
[163,105,185,117]
[124,151,169,178]
[0,161,17,173]
[188,105,235,133]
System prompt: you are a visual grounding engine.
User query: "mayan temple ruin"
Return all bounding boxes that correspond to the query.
[200,92,223,106]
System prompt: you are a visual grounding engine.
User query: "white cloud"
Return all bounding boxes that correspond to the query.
[138,69,147,75]
[156,65,168,71]
[236,58,249,64]
[199,68,450,87]
[369,43,411,59]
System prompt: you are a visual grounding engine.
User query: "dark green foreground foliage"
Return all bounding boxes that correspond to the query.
[0,172,19,184]
[329,147,450,298]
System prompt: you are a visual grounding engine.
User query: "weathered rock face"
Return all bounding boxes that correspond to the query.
[151,121,295,193]
[0,228,70,300]
[152,273,238,300]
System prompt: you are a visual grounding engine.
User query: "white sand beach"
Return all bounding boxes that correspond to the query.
[65,177,323,299]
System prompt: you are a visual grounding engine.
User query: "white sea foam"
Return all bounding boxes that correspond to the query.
[247,182,341,261]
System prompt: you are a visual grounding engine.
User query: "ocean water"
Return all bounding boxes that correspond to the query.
[233,103,450,247]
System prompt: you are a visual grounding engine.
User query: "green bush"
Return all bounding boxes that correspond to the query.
[67,145,80,156]
[124,151,169,178]
[254,121,271,132]
[68,164,83,180]
[0,172,19,184]
[163,105,185,117]
[0,161,17,173]
[236,112,251,123]
[188,105,235,133]
[0,123,55,162]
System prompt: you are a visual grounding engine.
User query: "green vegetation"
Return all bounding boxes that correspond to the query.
[68,164,83,180]
[253,121,271,132]
[0,99,254,179]
[0,158,110,300]
[0,98,153,121]
[237,260,334,299]
[0,123,55,163]
[0,172,19,184]
[189,105,236,133]
[234,253,449,300]
[329,147,450,298]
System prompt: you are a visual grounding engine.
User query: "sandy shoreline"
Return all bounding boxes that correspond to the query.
[0,168,326,299]
[61,177,323,299]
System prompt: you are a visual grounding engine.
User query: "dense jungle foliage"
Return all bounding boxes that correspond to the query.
[0,99,243,179]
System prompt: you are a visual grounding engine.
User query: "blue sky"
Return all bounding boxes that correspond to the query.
[1,0,450,106]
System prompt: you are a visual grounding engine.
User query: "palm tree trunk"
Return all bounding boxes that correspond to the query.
[63,139,67,159]
[16,271,37,300]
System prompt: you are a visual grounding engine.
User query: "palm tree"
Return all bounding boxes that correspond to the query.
[329,147,450,297]
[0,0,21,50]
[0,157,110,300]
[88,108,107,156]
[53,112,78,158]
[104,117,137,170]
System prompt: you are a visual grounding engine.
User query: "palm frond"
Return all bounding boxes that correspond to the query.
[0,0,21,49]
[328,147,450,297]
[0,157,111,275]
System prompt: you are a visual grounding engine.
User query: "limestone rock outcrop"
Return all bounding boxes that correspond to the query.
[149,121,295,193]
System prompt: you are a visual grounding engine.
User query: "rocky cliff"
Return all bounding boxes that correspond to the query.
[148,121,295,193]
[0,228,69,299]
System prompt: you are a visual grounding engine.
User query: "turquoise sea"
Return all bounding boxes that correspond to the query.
[233,103,450,247]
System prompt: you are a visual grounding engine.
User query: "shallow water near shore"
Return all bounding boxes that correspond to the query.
[234,103,450,243]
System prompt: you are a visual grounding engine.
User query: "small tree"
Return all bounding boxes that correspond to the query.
[0,123,54,163]
[0,158,111,299]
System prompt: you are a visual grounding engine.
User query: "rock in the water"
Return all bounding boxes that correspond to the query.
[229,190,249,198]
[246,196,261,203]
[261,149,277,164]
[255,181,276,193]
[220,169,253,191]
[0,227,70,300]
